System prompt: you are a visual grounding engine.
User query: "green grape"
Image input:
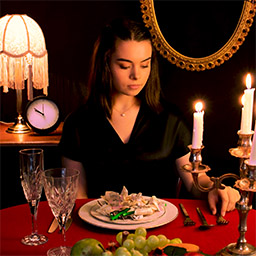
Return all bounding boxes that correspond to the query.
[114,247,132,256]
[146,235,159,250]
[138,250,148,256]
[157,234,168,247]
[127,233,136,241]
[131,249,143,256]
[135,227,147,237]
[102,250,113,256]
[142,244,151,253]
[134,235,146,250]
[116,232,123,245]
[123,239,135,251]
[169,238,182,244]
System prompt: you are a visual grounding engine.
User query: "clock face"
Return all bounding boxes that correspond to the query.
[25,96,60,134]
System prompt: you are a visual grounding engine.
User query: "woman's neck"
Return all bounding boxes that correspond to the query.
[109,95,141,143]
[112,95,140,113]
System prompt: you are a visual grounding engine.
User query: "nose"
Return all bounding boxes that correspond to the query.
[129,66,140,80]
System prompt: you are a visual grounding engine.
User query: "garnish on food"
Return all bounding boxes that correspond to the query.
[96,186,165,221]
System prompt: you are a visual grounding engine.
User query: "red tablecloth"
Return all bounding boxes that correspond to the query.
[0,199,255,255]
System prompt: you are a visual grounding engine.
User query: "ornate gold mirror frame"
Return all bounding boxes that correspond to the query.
[140,0,256,71]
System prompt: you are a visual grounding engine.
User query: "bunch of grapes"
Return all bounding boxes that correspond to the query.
[109,227,182,256]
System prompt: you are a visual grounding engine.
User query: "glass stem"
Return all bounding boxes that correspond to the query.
[58,214,68,246]
[62,226,67,245]
[29,199,39,234]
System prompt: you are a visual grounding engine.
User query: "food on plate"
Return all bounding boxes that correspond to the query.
[96,186,165,221]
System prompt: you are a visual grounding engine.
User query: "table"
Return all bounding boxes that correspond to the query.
[0,122,63,146]
[0,199,255,255]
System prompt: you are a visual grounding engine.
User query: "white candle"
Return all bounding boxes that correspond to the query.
[240,74,255,134]
[249,121,256,165]
[192,102,204,149]
[240,94,245,130]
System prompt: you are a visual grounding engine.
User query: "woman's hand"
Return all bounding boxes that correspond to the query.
[208,186,240,216]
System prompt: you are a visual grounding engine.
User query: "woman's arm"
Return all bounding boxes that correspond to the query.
[176,153,240,216]
[175,153,212,197]
[61,156,88,199]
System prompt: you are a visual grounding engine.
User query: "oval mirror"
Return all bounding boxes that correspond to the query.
[140,0,256,71]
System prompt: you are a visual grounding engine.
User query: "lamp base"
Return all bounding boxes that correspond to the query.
[217,243,256,255]
[6,114,31,134]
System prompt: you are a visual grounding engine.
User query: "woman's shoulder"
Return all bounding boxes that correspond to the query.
[63,103,102,128]
[160,100,191,129]
[142,98,187,124]
[64,104,88,122]
[160,99,184,118]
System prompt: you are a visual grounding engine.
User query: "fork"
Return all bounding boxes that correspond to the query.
[216,203,229,225]
[216,213,229,225]
[179,203,196,226]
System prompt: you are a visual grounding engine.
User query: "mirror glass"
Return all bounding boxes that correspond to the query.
[154,1,243,58]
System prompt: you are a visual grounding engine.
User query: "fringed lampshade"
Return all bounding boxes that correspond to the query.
[0,14,48,133]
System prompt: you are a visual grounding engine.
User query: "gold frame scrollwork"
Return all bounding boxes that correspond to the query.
[140,0,256,71]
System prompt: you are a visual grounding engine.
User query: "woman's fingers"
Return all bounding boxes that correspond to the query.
[208,186,240,216]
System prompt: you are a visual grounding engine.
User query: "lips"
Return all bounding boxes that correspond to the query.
[128,84,141,90]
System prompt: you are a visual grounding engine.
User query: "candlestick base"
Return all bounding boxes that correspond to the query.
[217,243,256,256]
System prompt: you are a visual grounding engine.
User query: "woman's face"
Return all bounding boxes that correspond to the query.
[109,39,152,97]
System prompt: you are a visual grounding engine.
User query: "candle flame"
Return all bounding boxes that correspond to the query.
[195,101,203,112]
[246,73,252,89]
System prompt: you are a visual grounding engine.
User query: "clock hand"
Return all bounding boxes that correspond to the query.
[34,108,45,116]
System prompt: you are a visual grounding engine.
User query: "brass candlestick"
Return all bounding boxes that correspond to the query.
[218,131,256,256]
[183,130,255,255]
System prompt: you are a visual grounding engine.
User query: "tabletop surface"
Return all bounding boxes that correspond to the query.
[0,122,63,146]
[0,198,255,256]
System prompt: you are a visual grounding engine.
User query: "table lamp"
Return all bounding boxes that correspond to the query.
[0,14,48,133]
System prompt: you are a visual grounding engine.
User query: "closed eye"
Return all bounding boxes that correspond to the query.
[119,65,130,69]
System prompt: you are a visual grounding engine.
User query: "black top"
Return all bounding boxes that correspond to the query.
[59,101,191,198]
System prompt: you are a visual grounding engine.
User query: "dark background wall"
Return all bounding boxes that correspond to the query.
[1,0,255,207]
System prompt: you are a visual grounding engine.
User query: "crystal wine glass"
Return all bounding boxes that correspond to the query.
[43,168,80,256]
[19,148,48,246]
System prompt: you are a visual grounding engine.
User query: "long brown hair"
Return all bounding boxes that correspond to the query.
[87,18,162,118]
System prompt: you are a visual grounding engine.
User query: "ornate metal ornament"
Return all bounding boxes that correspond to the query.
[140,0,256,71]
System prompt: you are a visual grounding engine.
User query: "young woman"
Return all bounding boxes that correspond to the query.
[59,18,240,216]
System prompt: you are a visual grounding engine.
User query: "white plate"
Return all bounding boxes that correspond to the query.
[90,198,166,225]
[78,199,178,230]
